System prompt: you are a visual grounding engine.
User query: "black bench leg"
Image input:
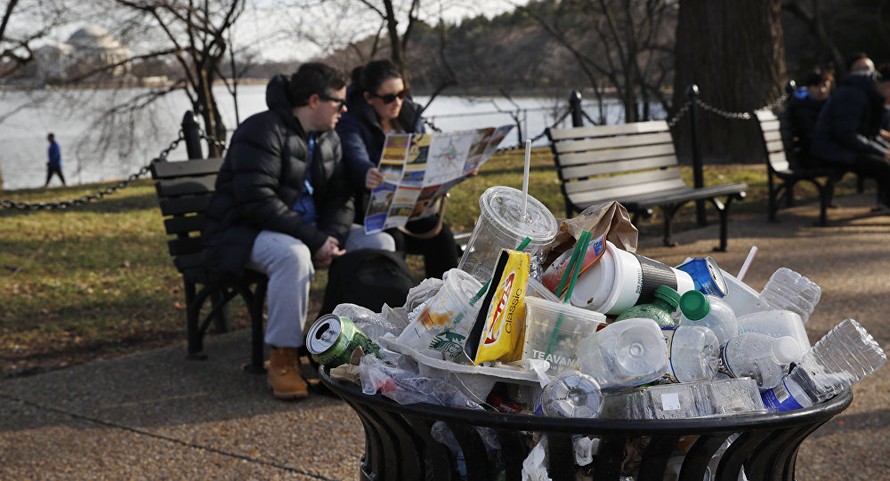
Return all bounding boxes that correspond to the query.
[184,279,207,360]
[247,280,267,374]
[816,178,832,227]
[711,196,738,252]
[661,206,679,247]
[209,290,230,333]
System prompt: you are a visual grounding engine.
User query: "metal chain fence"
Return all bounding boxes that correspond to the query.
[2,91,789,211]
[1,129,224,211]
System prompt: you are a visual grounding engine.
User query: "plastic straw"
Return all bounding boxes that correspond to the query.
[545,231,591,357]
[521,139,532,220]
[737,245,759,281]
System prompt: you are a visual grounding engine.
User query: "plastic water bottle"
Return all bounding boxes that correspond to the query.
[758,267,821,323]
[738,309,810,361]
[534,370,603,418]
[721,332,800,390]
[678,291,740,345]
[615,285,680,328]
[578,318,668,390]
[599,378,765,420]
[662,325,720,383]
[762,319,887,412]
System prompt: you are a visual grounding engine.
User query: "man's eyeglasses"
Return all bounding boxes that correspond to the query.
[370,89,408,104]
[319,94,347,111]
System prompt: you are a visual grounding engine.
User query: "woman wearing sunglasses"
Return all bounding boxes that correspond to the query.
[337,59,459,279]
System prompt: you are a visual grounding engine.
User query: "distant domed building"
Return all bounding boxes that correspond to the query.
[35,25,131,81]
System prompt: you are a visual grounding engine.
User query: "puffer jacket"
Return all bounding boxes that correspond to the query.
[336,84,424,219]
[811,73,887,164]
[202,75,354,276]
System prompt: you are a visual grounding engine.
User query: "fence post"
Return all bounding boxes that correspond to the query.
[686,84,706,227]
[182,111,204,160]
[569,90,584,127]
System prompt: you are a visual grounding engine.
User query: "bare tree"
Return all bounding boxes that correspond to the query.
[521,0,677,124]
[108,0,245,155]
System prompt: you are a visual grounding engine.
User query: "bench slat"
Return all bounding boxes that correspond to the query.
[556,143,677,166]
[155,175,217,198]
[569,179,689,206]
[150,158,223,179]
[164,214,205,236]
[159,195,212,217]
[553,131,674,154]
[547,121,668,140]
[168,237,204,257]
[560,155,677,178]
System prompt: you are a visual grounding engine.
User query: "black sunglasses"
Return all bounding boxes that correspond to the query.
[371,89,408,104]
[319,94,347,110]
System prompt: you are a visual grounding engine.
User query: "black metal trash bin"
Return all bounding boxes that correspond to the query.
[320,368,852,481]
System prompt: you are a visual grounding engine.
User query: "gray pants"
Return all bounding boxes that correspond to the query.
[246,226,395,348]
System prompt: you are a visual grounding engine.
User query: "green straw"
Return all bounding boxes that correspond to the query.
[544,230,591,358]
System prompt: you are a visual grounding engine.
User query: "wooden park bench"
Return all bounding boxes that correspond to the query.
[547,121,747,251]
[150,158,267,373]
[753,109,878,227]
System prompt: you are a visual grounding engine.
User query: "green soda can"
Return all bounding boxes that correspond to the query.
[306,314,381,368]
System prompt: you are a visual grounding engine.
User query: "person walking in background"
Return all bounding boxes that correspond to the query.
[811,53,890,212]
[44,133,66,187]
[337,59,459,279]
[202,62,395,400]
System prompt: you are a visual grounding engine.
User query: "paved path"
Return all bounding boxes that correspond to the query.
[1,193,888,480]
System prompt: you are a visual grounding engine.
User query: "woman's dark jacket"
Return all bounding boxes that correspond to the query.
[811,73,887,164]
[335,85,424,219]
[785,92,826,168]
[202,75,354,276]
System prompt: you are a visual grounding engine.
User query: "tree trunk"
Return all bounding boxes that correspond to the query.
[673,0,786,164]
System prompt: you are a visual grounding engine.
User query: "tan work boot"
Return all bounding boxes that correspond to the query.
[267,347,309,400]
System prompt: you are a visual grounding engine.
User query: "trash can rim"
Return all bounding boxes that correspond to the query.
[319,367,853,435]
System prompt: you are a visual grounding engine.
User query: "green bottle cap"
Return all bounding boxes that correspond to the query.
[654,285,681,309]
[680,290,710,320]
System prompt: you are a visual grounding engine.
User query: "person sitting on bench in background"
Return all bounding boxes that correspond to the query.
[786,68,833,169]
[202,62,395,400]
[337,59,459,279]
[811,53,890,213]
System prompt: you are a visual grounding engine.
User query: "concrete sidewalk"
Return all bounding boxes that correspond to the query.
[2,193,889,480]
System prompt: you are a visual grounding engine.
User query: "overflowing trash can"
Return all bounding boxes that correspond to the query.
[309,190,885,481]
[320,368,852,481]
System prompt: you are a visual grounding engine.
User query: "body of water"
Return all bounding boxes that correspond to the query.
[0,84,652,191]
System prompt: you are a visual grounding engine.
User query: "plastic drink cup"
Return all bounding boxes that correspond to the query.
[676,257,728,297]
[571,241,695,315]
[458,186,558,283]
[522,296,606,376]
[397,268,482,361]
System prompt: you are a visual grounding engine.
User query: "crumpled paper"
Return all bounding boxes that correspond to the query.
[541,202,638,291]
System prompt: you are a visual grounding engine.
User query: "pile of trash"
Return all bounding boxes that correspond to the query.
[308,190,886,481]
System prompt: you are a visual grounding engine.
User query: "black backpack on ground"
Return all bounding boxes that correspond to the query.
[317,249,417,317]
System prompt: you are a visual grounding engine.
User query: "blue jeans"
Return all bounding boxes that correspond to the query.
[246,225,394,348]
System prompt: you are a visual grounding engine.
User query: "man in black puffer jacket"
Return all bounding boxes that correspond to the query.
[203,63,395,400]
[812,54,890,211]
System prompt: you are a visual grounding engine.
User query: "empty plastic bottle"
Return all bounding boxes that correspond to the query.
[738,309,810,360]
[678,291,740,345]
[534,370,603,418]
[721,332,800,390]
[615,285,680,328]
[578,317,668,390]
[758,267,821,323]
[662,325,720,383]
[761,319,887,412]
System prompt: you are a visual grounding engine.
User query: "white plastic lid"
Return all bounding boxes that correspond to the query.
[571,242,617,309]
[479,186,558,244]
[771,336,801,364]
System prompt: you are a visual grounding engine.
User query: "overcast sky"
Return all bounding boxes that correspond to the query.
[234,0,530,62]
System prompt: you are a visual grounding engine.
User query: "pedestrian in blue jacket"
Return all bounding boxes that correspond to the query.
[45,133,66,187]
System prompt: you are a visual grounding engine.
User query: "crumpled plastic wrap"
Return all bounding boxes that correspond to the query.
[358,354,480,409]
